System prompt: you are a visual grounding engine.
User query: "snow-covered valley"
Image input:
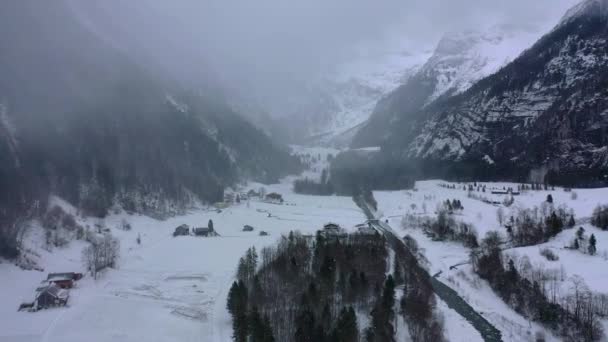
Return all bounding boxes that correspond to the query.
[1,148,366,342]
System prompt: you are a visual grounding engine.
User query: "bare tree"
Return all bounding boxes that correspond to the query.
[497,207,505,226]
[83,233,120,279]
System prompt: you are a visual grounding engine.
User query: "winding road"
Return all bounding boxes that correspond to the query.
[356,199,503,342]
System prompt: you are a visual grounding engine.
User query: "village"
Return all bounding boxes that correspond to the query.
[18,272,83,312]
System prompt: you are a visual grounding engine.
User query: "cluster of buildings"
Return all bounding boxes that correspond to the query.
[173,224,218,237]
[19,272,83,312]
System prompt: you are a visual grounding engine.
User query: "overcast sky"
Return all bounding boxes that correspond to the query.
[72,0,581,95]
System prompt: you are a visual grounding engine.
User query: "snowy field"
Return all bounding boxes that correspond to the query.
[0,148,366,342]
[374,180,608,341]
[5,164,608,341]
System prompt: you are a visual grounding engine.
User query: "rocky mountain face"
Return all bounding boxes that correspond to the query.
[0,1,300,222]
[352,26,543,148]
[377,0,608,185]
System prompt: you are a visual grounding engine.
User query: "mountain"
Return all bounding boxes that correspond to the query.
[352,26,543,148]
[381,0,608,185]
[0,1,300,224]
[253,45,430,147]
[307,49,431,147]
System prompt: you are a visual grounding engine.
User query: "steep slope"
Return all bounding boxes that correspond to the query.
[0,1,299,221]
[260,46,430,146]
[397,0,608,184]
[352,26,543,148]
[308,50,431,146]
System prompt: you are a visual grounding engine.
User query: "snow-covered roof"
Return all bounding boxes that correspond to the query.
[47,274,73,282]
[37,284,69,300]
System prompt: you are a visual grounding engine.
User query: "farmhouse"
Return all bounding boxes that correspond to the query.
[173,224,190,237]
[224,192,235,203]
[265,192,284,203]
[320,223,347,241]
[34,284,69,310]
[47,274,75,289]
[193,226,218,237]
[491,189,520,196]
[356,225,377,236]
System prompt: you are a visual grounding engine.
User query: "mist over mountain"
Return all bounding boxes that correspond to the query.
[352,25,545,148]
[354,0,608,186]
[0,0,300,224]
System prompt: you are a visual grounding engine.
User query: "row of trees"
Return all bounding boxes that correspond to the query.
[82,233,120,279]
[503,203,575,246]
[228,230,425,341]
[474,231,604,341]
[591,205,608,230]
[571,227,598,255]
[293,177,334,196]
[402,203,479,248]
[227,280,275,342]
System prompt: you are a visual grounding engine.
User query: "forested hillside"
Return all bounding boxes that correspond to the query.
[0,1,300,257]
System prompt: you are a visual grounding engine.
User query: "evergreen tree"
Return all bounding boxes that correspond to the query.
[294,309,316,342]
[577,227,585,240]
[568,215,576,228]
[574,238,580,250]
[262,315,275,342]
[229,281,249,342]
[249,306,268,342]
[367,276,396,342]
[546,194,553,203]
[208,219,214,231]
[227,281,240,316]
[332,307,359,342]
[237,257,248,282]
[507,259,518,282]
[589,234,597,255]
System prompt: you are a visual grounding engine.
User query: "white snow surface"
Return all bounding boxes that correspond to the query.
[374,180,608,341]
[421,25,544,105]
[312,48,432,144]
[0,148,366,342]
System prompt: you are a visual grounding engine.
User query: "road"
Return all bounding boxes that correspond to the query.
[356,199,503,342]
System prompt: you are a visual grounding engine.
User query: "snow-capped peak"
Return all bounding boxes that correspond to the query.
[421,25,544,104]
[559,0,608,26]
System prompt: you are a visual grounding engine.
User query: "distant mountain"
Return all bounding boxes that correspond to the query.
[254,46,430,147]
[378,0,608,185]
[0,1,300,223]
[352,26,543,148]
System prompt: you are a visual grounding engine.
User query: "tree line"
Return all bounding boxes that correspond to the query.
[227,230,444,341]
[473,231,604,341]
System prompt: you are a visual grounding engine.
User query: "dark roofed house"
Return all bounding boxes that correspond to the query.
[320,223,347,241]
[47,274,74,289]
[356,225,377,236]
[34,284,69,310]
[47,272,83,282]
[265,193,284,204]
[193,226,218,237]
[173,224,190,237]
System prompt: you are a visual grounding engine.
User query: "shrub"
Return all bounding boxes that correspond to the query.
[540,248,559,261]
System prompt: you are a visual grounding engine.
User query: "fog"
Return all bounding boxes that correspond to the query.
[69,0,580,109]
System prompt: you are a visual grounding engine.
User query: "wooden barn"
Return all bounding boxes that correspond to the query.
[46,274,75,289]
[265,193,284,203]
[193,227,218,237]
[34,284,69,310]
[173,224,190,237]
